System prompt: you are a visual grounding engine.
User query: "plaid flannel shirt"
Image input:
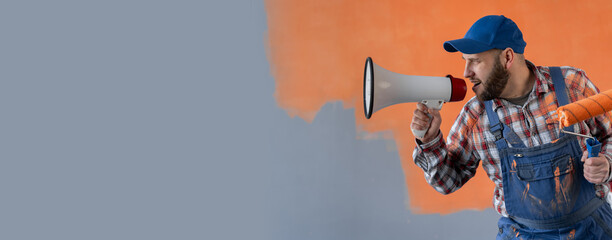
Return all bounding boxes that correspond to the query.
[413,61,612,216]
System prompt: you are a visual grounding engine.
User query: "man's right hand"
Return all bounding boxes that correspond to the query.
[411,102,442,143]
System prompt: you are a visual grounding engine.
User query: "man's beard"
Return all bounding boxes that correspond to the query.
[476,58,510,101]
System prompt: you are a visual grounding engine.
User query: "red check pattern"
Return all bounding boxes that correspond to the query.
[413,62,612,216]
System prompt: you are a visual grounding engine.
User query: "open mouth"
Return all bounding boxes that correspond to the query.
[472,82,481,91]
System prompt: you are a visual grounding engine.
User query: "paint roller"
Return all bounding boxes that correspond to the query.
[555,89,612,157]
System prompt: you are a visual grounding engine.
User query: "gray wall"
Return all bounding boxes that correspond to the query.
[1,1,498,239]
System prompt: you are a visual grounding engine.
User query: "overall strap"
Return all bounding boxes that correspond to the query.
[485,100,526,149]
[550,67,569,106]
[549,67,573,132]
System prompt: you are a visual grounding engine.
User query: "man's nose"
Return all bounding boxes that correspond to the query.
[463,65,473,79]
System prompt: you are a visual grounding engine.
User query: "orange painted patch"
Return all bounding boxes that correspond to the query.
[568,229,576,240]
[264,0,612,214]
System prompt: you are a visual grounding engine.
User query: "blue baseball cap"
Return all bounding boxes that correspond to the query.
[443,15,526,54]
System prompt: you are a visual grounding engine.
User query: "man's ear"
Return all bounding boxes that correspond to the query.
[500,47,515,69]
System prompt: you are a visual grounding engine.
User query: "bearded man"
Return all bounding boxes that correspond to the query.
[411,15,612,239]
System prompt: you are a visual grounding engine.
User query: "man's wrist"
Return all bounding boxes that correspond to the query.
[417,130,443,149]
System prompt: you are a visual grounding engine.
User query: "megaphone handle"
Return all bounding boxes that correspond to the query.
[412,100,443,139]
[586,138,601,158]
[412,128,427,139]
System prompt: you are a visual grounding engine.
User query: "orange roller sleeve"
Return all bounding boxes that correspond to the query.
[557,89,612,128]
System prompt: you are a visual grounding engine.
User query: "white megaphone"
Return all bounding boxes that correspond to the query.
[363,57,467,138]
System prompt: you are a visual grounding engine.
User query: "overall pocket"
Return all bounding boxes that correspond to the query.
[515,154,573,181]
[509,154,578,218]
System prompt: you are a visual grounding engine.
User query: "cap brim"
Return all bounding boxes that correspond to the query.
[443,38,493,54]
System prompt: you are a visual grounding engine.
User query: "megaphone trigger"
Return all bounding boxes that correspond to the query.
[421,100,445,110]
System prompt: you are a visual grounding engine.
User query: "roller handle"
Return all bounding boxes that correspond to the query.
[586,138,601,158]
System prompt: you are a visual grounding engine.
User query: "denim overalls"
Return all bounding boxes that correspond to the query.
[486,67,612,239]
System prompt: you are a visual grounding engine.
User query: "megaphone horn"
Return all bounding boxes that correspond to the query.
[363,57,467,137]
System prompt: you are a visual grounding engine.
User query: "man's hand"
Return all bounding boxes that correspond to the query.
[581,152,610,184]
[411,102,442,143]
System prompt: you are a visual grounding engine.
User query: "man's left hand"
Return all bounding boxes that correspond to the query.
[582,151,610,184]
